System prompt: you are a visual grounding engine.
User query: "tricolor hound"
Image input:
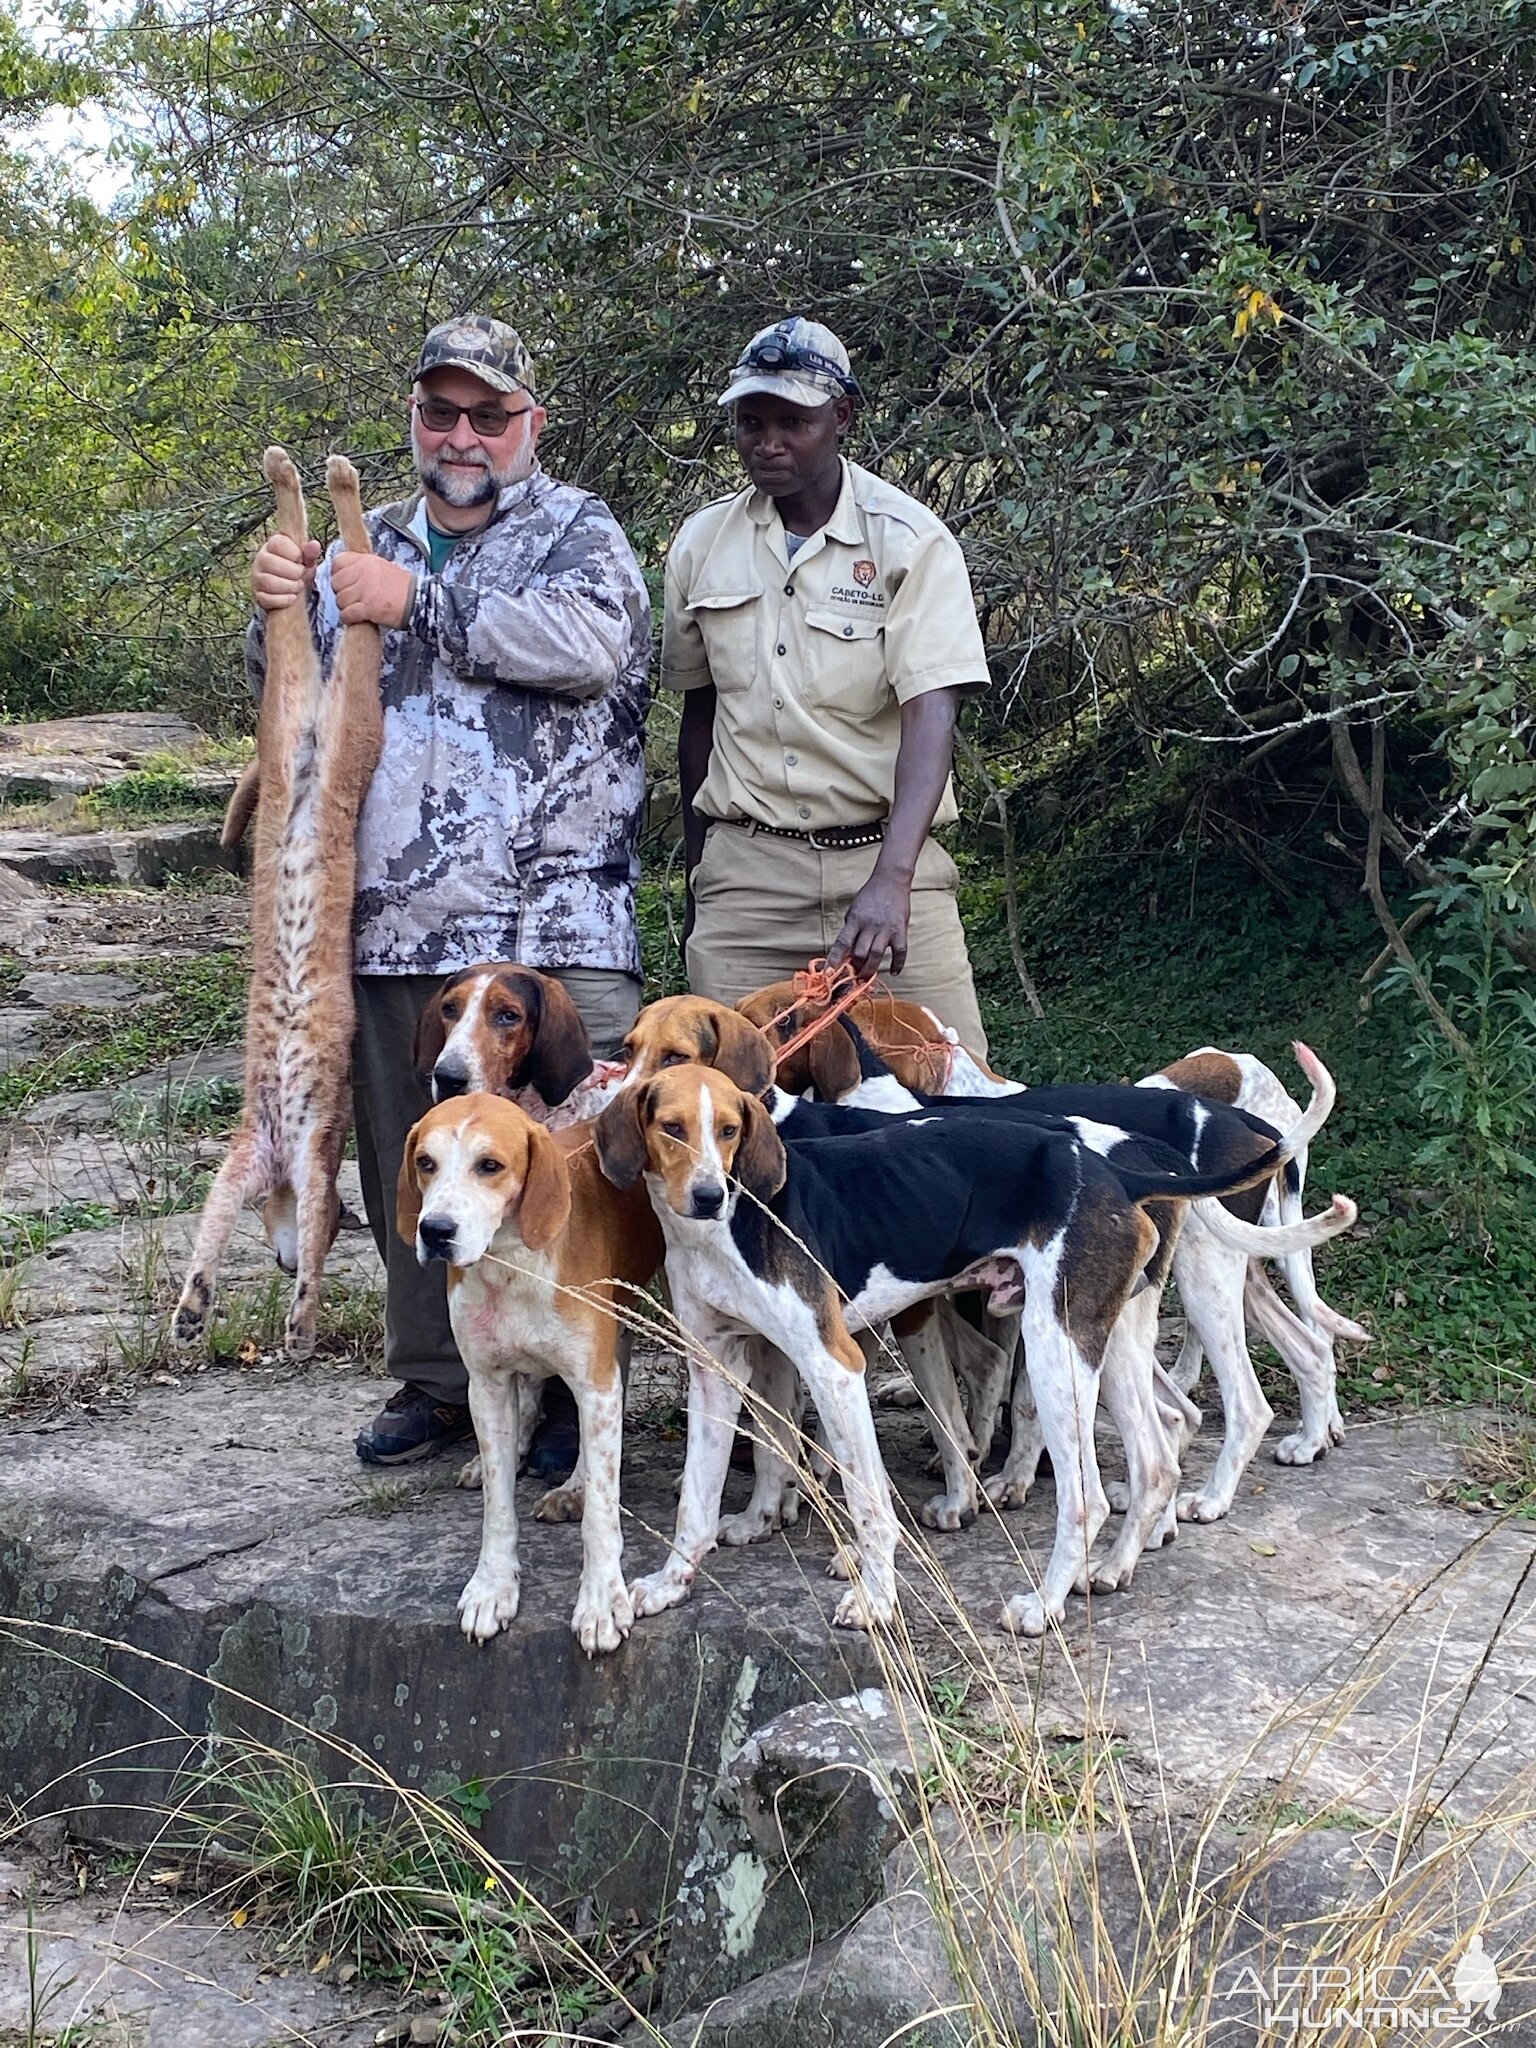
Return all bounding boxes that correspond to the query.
[397,1093,663,1654]
[413,962,624,1127]
[175,449,382,1358]
[594,1064,1314,1637]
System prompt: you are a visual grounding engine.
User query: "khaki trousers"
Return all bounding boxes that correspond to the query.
[685,823,987,1056]
[352,966,642,1403]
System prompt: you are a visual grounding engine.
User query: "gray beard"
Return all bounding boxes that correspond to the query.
[412,427,533,508]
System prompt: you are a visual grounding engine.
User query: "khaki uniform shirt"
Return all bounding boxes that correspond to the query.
[661,459,987,831]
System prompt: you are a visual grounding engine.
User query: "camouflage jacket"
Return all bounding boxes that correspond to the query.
[246,465,650,977]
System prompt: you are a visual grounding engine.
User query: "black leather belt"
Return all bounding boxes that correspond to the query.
[720,816,886,851]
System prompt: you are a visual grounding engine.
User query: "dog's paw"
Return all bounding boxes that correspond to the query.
[458,1571,520,1642]
[628,1566,693,1617]
[918,1492,976,1533]
[1176,1489,1229,1524]
[983,1470,1033,1510]
[534,1480,585,1523]
[832,1582,894,1630]
[572,1576,634,1656]
[1104,1480,1132,1514]
[456,1454,483,1490]
[1090,1549,1139,1594]
[1274,1430,1329,1467]
[825,1548,857,1582]
[718,1505,787,1547]
[1000,1590,1053,1638]
[872,1370,921,1408]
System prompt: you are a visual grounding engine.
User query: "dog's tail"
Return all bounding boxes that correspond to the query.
[1196,1191,1357,1253]
[1110,1044,1336,1207]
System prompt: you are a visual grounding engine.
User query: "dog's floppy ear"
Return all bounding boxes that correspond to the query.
[517,1122,573,1251]
[731,1092,787,1202]
[523,973,594,1105]
[593,1081,652,1191]
[806,1020,861,1101]
[706,1008,775,1095]
[395,1120,426,1246]
[412,975,463,1095]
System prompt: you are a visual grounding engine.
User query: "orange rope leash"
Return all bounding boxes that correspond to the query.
[766,957,879,1070]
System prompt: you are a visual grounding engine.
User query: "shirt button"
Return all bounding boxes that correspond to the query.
[776,643,787,656]
[784,583,794,596]
[798,806,811,820]
[773,696,784,708]
[842,624,854,638]
[786,752,798,766]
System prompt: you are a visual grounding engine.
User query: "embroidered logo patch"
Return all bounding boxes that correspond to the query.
[852,559,877,587]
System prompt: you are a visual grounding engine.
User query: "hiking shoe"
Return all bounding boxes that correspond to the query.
[356,1384,474,1466]
[527,1379,581,1481]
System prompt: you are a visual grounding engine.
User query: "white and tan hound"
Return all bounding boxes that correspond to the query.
[397,1094,662,1655]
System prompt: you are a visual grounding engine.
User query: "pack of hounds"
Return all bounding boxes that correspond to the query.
[174,448,1368,1661]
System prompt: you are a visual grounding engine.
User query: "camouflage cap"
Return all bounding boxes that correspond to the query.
[413,315,536,397]
[717,317,860,409]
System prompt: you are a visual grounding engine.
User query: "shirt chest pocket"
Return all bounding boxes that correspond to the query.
[685,588,762,694]
[802,606,886,712]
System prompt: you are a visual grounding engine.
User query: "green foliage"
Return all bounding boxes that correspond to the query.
[1383,874,1536,1214]
[0,0,1529,893]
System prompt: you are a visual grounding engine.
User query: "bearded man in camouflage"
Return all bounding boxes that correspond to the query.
[248,315,650,1467]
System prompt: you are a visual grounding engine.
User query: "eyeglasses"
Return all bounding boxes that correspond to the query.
[413,395,533,437]
[736,328,860,396]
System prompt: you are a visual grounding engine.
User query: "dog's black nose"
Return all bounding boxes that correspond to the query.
[689,1184,726,1219]
[418,1214,457,1258]
[433,1063,469,1100]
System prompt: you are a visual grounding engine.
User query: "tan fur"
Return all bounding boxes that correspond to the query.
[1159,1051,1244,1104]
[220,758,261,849]
[174,449,383,1358]
[623,994,775,1093]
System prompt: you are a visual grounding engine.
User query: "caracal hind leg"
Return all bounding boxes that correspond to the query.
[175,1128,264,1345]
[325,454,372,556]
[284,1129,340,1359]
[459,1369,522,1641]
